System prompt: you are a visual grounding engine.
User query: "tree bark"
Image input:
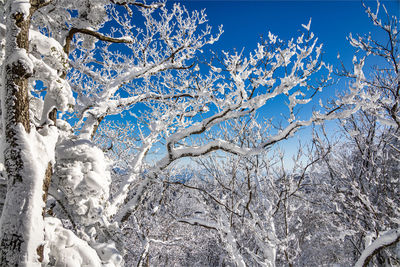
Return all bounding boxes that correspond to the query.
[0,1,45,266]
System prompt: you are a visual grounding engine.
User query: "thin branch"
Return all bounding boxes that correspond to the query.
[165,181,242,217]
[64,28,133,54]
[177,219,219,231]
[110,0,164,10]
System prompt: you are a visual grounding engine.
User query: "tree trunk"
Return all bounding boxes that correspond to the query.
[0,1,45,266]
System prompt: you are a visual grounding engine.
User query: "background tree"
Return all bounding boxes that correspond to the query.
[0,0,378,266]
[313,1,400,265]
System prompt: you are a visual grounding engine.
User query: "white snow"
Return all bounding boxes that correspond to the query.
[355,228,400,267]
[0,124,58,266]
[10,0,31,19]
[43,217,102,267]
[54,137,111,226]
[301,18,312,31]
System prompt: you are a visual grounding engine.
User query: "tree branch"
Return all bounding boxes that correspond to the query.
[110,0,164,10]
[64,28,133,54]
[355,228,400,267]
[166,181,242,217]
[177,218,219,231]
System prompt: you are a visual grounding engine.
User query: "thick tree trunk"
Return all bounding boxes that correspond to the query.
[0,1,45,266]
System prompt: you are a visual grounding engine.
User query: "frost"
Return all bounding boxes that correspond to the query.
[211,65,222,73]
[1,0,396,265]
[43,217,102,267]
[41,78,74,123]
[8,48,34,73]
[10,0,30,19]
[301,18,312,31]
[0,123,58,265]
[268,31,277,44]
[296,34,304,44]
[355,229,400,267]
[54,137,111,226]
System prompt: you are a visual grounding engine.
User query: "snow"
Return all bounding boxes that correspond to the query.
[0,24,5,66]
[29,29,74,123]
[301,18,312,31]
[354,228,400,267]
[29,30,65,62]
[0,0,396,265]
[43,217,102,267]
[41,78,74,123]
[51,137,124,266]
[21,126,58,265]
[8,48,34,73]
[91,241,123,267]
[107,133,157,217]
[44,216,122,266]
[268,31,277,44]
[54,137,111,226]
[9,0,31,19]
[0,124,58,266]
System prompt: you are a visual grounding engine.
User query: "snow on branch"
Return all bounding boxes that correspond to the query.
[110,0,165,10]
[354,228,400,267]
[64,28,133,54]
[109,22,365,224]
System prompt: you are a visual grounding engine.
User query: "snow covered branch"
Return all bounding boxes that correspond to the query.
[64,28,134,54]
[1,0,395,265]
[355,229,400,267]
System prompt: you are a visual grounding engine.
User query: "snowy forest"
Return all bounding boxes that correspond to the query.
[0,0,399,266]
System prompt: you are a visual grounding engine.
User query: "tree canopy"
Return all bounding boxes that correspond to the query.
[0,0,398,266]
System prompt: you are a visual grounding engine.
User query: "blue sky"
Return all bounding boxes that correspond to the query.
[171,0,398,60]
[170,0,398,100]
[98,0,399,166]
[160,0,399,165]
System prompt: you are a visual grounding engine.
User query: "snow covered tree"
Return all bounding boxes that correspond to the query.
[150,118,342,267]
[0,0,218,264]
[0,0,60,265]
[313,1,400,265]
[314,114,400,266]
[0,0,362,265]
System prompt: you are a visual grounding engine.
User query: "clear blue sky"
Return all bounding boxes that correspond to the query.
[161,0,399,165]
[104,0,399,166]
[171,0,398,61]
